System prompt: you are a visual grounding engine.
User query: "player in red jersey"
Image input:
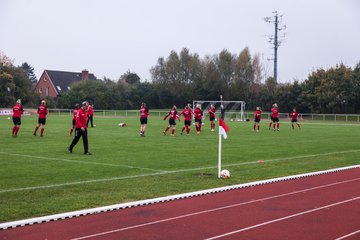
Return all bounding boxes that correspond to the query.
[208,104,216,132]
[69,104,80,137]
[290,108,301,130]
[179,104,194,135]
[87,103,94,128]
[253,106,262,132]
[12,99,24,137]
[194,104,203,134]
[33,100,48,137]
[139,102,149,137]
[68,101,91,155]
[163,105,181,136]
[269,103,280,131]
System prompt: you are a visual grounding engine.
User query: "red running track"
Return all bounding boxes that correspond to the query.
[1,168,360,240]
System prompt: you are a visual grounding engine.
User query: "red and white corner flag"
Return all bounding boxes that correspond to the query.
[219,118,230,139]
[218,118,230,178]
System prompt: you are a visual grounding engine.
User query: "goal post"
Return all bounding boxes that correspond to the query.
[192,100,246,122]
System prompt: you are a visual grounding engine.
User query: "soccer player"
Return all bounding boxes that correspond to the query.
[87,103,94,128]
[269,103,280,131]
[68,101,91,155]
[33,100,48,137]
[179,104,194,135]
[69,104,80,137]
[254,106,262,132]
[139,102,149,137]
[194,104,203,134]
[290,108,301,130]
[11,99,24,137]
[208,104,216,131]
[163,105,181,136]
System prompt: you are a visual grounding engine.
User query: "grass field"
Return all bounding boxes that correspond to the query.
[1,114,360,223]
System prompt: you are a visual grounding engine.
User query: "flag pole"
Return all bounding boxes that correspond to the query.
[218,95,223,178]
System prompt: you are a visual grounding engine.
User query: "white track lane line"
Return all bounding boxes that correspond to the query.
[205,196,360,240]
[71,178,360,240]
[335,230,360,240]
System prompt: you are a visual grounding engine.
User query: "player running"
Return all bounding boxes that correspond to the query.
[253,106,262,132]
[269,103,280,131]
[290,108,301,130]
[208,104,216,132]
[33,100,48,137]
[11,99,24,137]
[69,104,80,137]
[139,102,149,137]
[163,105,181,136]
[179,104,194,135]
[194,104,203,135]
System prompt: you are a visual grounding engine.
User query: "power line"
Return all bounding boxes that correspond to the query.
[264,11,286,83]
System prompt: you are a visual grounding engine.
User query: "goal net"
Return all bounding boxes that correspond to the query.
[192,100,246,122]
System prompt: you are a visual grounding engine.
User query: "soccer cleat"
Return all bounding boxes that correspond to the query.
[211,129,215,132]
[33,133,36,136]
[163,131,166,135]
[170,134,174,137]
[68,148,72,153]
[84,152,92,155]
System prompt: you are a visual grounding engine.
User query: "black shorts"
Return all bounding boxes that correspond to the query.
[195,119,202,124]
[254,118,261,123]
[209,116,215,121]
[291,119,298,123]
[272,117,279,122]
[38,118,46,125]
[140,117,148,125]
[12,117,21,125]
[169,119,176,125]
[184,120,191,126]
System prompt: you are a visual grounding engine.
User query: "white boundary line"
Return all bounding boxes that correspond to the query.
[335,230,360,240]
[1,164,359,230]
[2,149,360,194]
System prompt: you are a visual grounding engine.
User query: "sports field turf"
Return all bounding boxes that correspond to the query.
[0,114,359,222]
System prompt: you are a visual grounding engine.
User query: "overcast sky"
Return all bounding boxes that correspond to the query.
[1,0,359,83]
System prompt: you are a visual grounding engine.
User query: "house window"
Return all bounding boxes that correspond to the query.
[67,86,71,91]
[46,87,49,96]
[56,86,62,91]
[39,88,42,93]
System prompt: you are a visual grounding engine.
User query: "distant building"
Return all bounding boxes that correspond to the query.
[34,69,97,98]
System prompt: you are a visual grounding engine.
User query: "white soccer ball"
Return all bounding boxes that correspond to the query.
[220,169,230,179]
[118,123,126,127]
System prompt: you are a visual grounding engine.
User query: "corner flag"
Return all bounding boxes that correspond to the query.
[218,118,230,178]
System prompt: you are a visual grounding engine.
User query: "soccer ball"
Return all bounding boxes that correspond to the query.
[220,169,230,179]
[118,123,126,127]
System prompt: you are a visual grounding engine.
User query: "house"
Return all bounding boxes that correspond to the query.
[34,69,97,98]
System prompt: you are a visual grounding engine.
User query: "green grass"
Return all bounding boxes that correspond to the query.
[1,115,360,222]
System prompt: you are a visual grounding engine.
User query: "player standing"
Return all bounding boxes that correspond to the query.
[87,103,94,128]
[139,102,149,137]
[253,106,262,132]
[163,105,181,136]
[270,103,280,131]
[69,104,80,137]
[290,108,301,130]
[208,104,216,131]
[11,99,24,137]
[68,101,91,155]
[179,104,193,135]
[33,100,48,137]
[194,104,203,135]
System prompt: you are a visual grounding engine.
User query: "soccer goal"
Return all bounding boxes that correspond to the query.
[192,100,246,122]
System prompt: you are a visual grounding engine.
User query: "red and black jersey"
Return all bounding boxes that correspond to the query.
[271,107,279,118]
[140,106,149,118]
[180,108,193,121]
[208,107,216,118]
[254,109,262,120]
[12,104,24,118]
[194,108,203,120]
[290,111,299,120]
[37,104,48,119]
[75,107,88,129]
[166,109,179,120]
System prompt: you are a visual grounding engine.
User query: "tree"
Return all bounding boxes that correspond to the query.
[21,62,38,87]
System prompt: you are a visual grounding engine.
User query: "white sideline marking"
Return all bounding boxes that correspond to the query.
[205,196,360,240]
[0,152,164,173]
[1,165,359,231]
[1,149,360,194]
[335,230,360,240]
[72,178,360,240]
